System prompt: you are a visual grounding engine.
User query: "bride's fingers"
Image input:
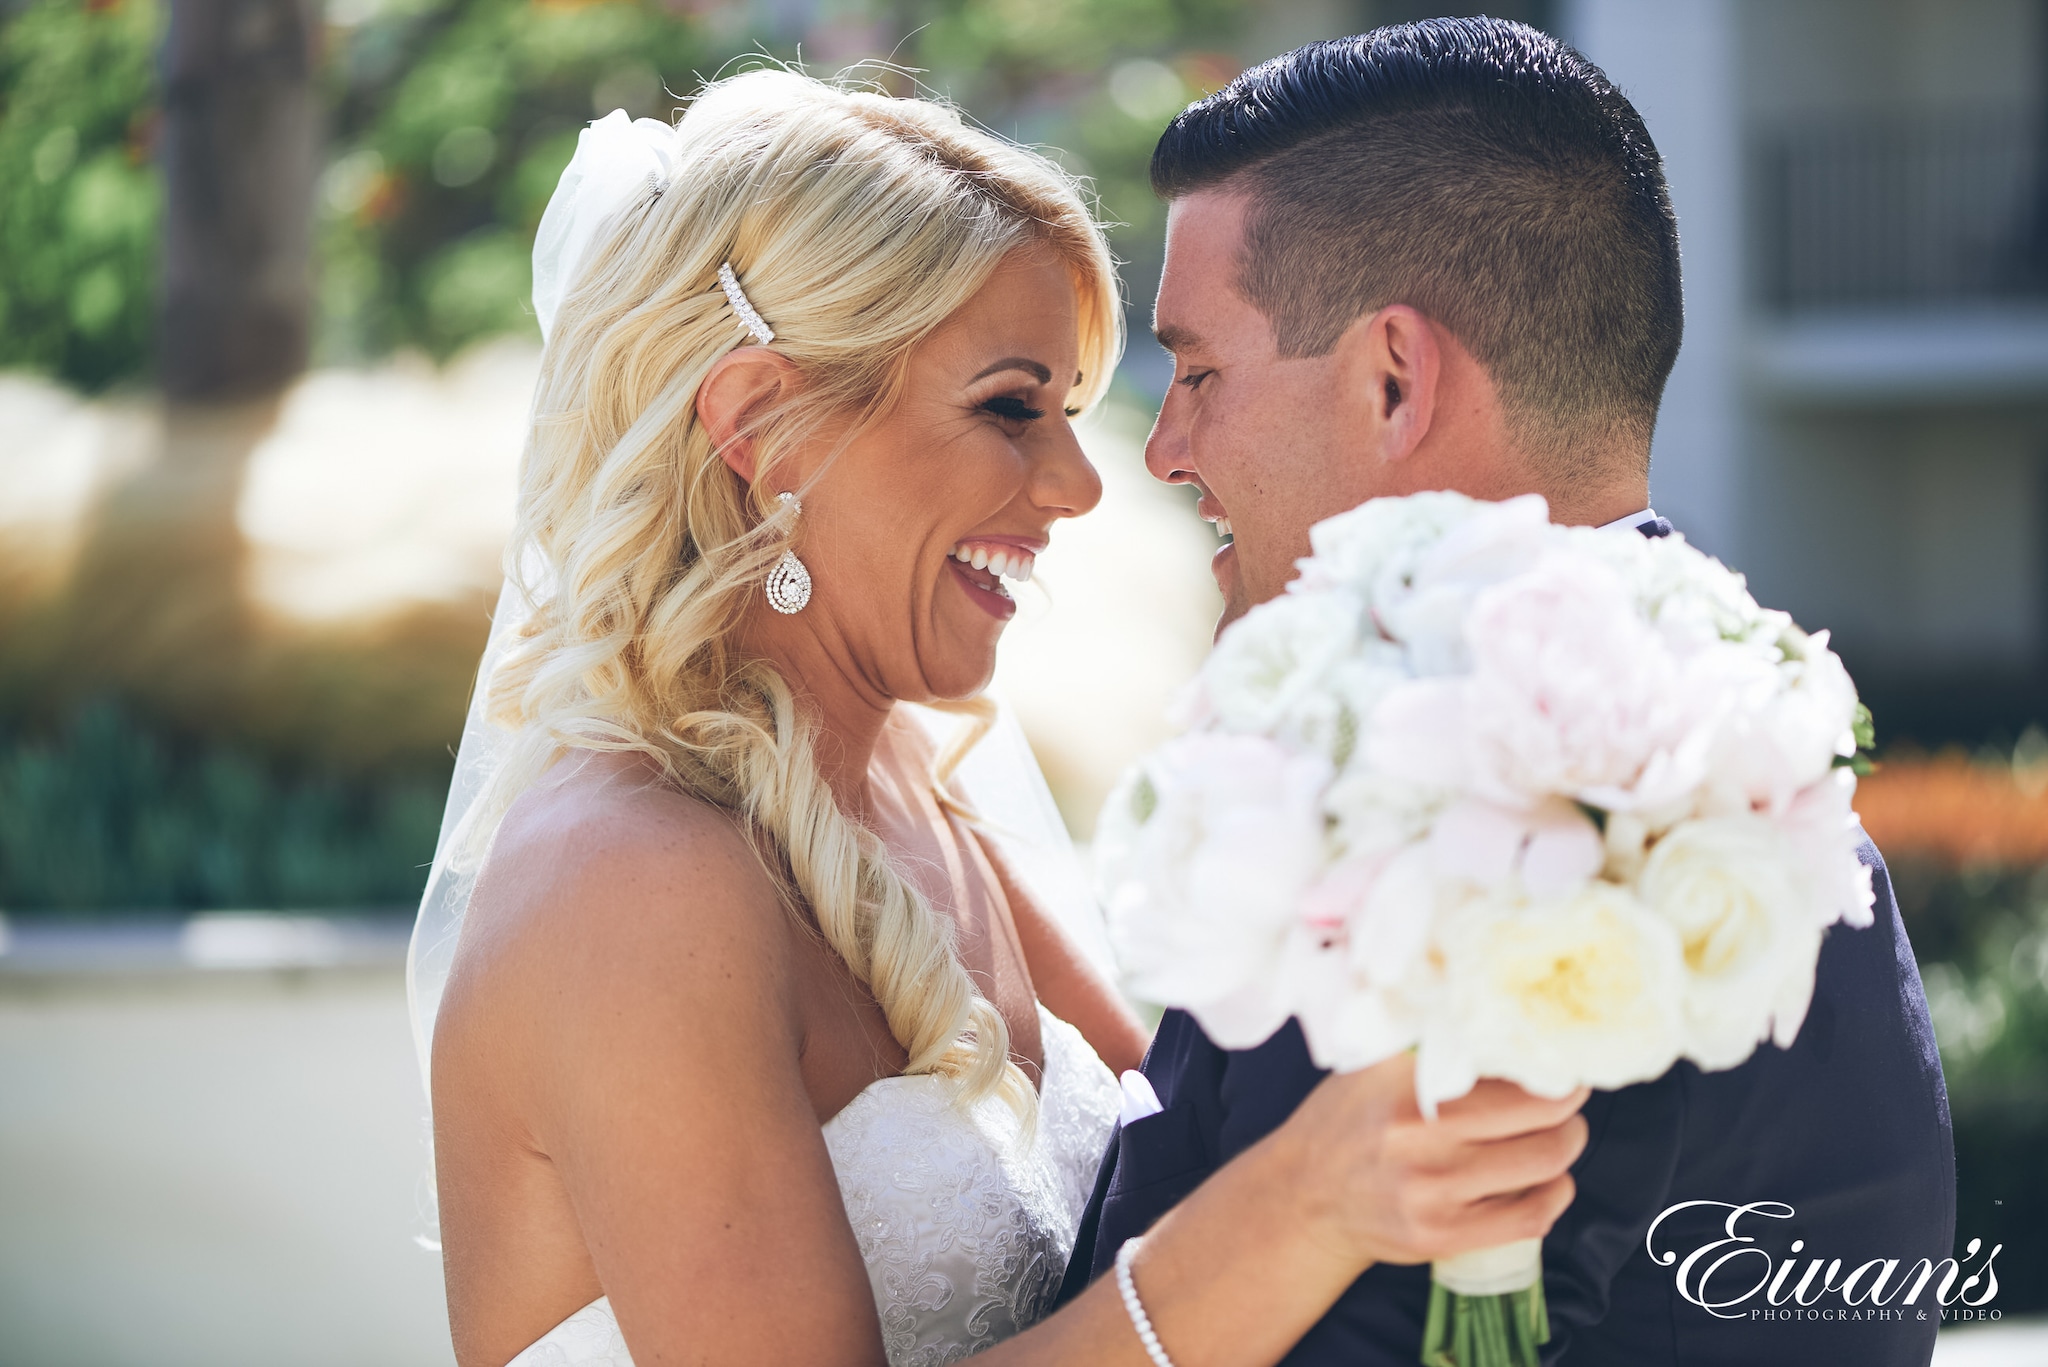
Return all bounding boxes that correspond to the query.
[1441,1173,1580,1256]
[1431,1081,1589,1143]
[1435,1113,1589,1205]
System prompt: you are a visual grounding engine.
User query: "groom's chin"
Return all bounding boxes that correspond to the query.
[1211,542,1248,639]
[1213,593,1251,640]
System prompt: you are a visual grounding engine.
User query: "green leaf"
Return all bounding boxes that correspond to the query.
[1131,771,1157,824]
[1332,704,1358,770]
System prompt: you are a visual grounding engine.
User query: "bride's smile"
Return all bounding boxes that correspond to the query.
[721,240,1101,705]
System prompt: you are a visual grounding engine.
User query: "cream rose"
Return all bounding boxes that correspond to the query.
[1639,815,1826,1067]
[1417,881,1686,1109]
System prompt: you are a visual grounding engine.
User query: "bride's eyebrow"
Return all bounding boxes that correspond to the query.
[972,357,1053,384]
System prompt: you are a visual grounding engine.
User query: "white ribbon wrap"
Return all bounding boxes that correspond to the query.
[1433,1238,1543,1297]
[531,109,677,344]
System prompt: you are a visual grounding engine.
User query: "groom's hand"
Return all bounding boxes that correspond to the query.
[1285,1055,1588,1268]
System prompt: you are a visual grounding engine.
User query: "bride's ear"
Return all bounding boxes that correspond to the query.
[696,346,799,485]
[1343,304,1441,464]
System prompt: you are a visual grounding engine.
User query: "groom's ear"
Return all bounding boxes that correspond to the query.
[1344,304,1441,464]
[696,346,799,485]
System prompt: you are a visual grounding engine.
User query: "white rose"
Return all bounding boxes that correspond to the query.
[1291,845,1436,1073]
[1294,490,1486,597]
[1426,796,1605,899]
[1324,766,1446,862]
[1417,881,1686,1109]
[1099,733,1332,1047]
[1285,916,1423,1074]
[1702,628,1862,816]
[1638,815,1828,1067]
[1203,588,1377,756]
[1460,551,1722,811]
[1778,767,1876,929]
[1574,527,1783,654]
[1371,494,1557,677]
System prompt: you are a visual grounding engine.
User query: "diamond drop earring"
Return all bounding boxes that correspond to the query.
[764,492,812,614]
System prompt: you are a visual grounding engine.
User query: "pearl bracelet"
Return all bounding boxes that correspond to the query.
[1114,1237,1177,1367]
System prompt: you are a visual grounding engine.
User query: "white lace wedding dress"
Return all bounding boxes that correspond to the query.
[505,1005,1120,1367]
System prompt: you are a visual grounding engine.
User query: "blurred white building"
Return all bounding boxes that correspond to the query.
[1562,0,2048,744]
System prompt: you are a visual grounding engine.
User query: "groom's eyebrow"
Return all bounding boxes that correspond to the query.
[973,357,1053,384]
[1153,323,1201,355]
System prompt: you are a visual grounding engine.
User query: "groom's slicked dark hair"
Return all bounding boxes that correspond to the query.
[1153,18,1682,464]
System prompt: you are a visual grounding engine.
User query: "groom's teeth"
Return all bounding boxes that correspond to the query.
[1216,518,1233,538]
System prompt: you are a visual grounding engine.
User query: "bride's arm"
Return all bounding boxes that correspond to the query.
[978,834,1151,1073]
[982,1061,1587,1367]
[460,793,890,1367]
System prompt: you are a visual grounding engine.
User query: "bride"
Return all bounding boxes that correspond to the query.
[413,68,1588,1367]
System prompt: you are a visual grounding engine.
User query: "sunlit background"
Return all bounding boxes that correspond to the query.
[3,0,2048,1361]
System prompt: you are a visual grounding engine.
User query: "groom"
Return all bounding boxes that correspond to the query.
[1062,19,1956,1366]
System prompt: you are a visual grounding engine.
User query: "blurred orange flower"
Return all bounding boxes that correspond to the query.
[1856,753,2048,868]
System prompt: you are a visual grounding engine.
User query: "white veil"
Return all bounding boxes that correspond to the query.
[403,109,1115,1095]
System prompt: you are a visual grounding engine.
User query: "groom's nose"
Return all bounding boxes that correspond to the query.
[1144,391,1197,488]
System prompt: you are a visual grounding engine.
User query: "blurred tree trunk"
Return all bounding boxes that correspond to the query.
[159,0,318,399]
[62,0,319,734]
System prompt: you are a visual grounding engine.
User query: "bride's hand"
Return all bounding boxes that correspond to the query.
[1279,1055,1589,1268]
[980,1054,1586,1367]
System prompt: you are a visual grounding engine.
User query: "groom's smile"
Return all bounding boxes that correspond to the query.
[1146,187,1630,641]
[1145,190,1422,635]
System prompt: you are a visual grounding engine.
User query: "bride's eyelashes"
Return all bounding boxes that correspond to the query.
[979,394,1080,422]
[980,394,1046,423]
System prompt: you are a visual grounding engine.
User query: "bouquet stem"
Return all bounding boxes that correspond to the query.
[1419,1239,1549,1367]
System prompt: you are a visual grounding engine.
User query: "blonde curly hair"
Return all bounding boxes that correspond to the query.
[473,69,1121,1109]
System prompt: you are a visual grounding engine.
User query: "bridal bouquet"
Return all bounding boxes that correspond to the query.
[1096,492,1877,1367]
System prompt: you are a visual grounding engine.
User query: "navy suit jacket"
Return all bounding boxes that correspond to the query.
[1059,521,1956,1364]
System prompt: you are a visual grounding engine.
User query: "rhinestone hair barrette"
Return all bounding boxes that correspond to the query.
[718,261,775,345]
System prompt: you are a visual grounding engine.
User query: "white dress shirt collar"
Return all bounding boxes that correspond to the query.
[1597,507,1658,533]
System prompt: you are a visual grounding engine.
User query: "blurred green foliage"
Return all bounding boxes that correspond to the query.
[317,0,719,359]
[1897,853,2048,1310]
[0,701,446,910]
[0,0,161,389]
[316,0,1253,362]
[0,0,1260,385]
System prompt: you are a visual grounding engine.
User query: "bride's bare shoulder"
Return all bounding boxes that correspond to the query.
[445,749,795,1037]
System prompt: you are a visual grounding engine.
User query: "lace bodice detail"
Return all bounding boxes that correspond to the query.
[506,1007,1120,1367]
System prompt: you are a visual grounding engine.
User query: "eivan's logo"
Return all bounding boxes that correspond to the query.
[1647,1201,2001,1322]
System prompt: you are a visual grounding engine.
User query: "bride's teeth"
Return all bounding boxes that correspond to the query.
[949,542,1037,582]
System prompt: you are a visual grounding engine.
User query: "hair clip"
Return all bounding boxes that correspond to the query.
[718,262,775,345]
